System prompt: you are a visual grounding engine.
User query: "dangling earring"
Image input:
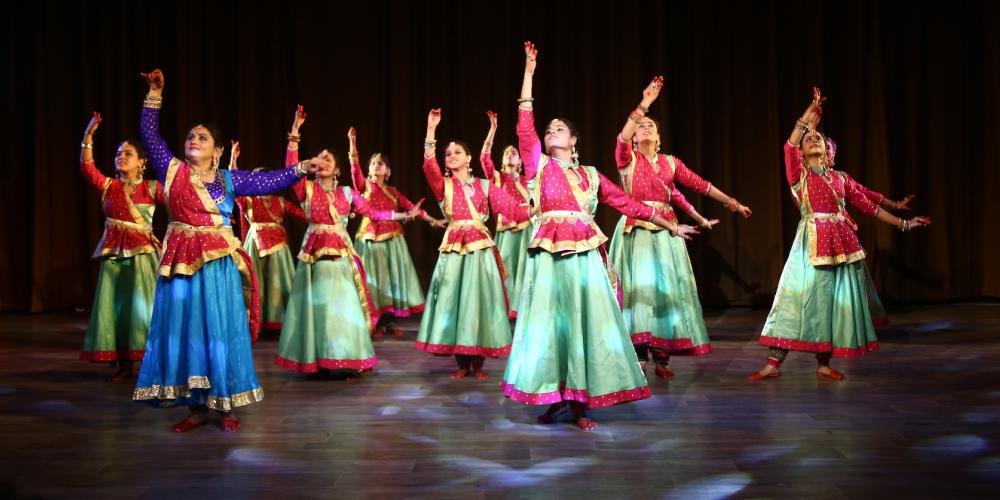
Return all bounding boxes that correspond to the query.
[656,141,661,153]
[571,145,579,165]
[211,156,219,173]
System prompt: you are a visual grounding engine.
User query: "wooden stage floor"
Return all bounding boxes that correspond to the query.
[0,304,998,499]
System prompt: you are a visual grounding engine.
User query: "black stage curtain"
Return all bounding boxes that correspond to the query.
[2,0,997,311]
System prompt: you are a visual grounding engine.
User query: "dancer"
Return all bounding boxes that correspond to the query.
[229,139,306,333]
[748,88,930,381]
[348,126,445,337]
[415,108,532,381]
[480,111,532,317]
[500,42,697,429]
[132,69,328,432]
[825,136,916,326]
[608,76,752,379]
[78,112,163,381]
[276,107,422,376]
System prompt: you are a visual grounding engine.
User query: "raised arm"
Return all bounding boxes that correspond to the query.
[618,76,663,146]
[79,112,109,190]
[285,105,306,167]
[788,87,825,148]
[516,41,543,181]
[138,69,174,182]
[423,108,445,201]
[347,127,367,190]
[227,140,240,170]
[481,111,498,181]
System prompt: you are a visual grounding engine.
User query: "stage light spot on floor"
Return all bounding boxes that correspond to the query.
[415,407,448,420]
[914,320,955,332]
[376,405,400,416]
[738,443,797,464]
[401,433,439,446]
[911,435,988,461]
[458,391,486,405]
[797,457,835,467]
[960,406,1000,424]
[642,439,681,452]
[392,384,430,400]
[439,455,597,488]
[967,456,1000,482]
[662,473,752,500]
[227,448,303,469]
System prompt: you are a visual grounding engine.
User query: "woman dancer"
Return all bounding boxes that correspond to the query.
[229,139,306,333]
[132,69,328,432]
[748,88,930,381]
[609,76,751,379]
[276,108,422,376]
[500,42,697,429]
[79,112,163,381]
[348,126,445,336]
[480,111,532,317]
[415,108,532,380]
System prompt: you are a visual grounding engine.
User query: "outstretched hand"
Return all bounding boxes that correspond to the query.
[228,140,240,170]
[292,104,307,133]
[524,41,538,74]
[804,86,826,128]
[674,224,699,240]
[84,112,102,137]
[407,198,426,219]
[139,69,164,93]
[427,108,442,129]
[907,216,932,230]
[895,194,916,211]
[486,110,498,130]
[643,75,665,102]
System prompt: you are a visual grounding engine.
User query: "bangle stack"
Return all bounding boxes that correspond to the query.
[724,197,741,212]
[424,138,437,149]
[80,142,93,149]
[287,132,301,143]
[795,119,809,133]
[294,161,309,177]
[898,218,911,232]
[143,94,163,109]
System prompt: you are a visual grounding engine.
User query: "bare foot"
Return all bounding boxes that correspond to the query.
[450,368,469,379]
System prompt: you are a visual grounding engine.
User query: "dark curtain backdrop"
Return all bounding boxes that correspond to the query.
[2,0,997,312]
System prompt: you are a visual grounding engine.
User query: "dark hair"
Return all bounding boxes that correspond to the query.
[448,140,473,156]
[368,152,391,169]
[118,139,147,162]
[187,123,224,148]
[797,128,828,149]
[549,117,579,139]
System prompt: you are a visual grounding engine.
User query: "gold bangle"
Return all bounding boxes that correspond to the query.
[80,142,93,149]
